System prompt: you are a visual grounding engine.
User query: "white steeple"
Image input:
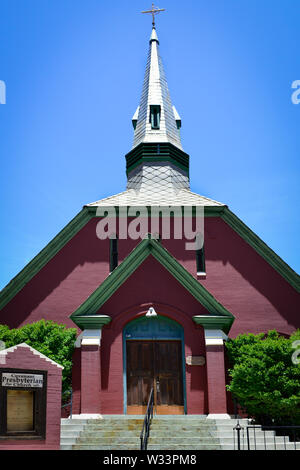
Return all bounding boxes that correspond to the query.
[85,15,225,209]
[132,26,183,151]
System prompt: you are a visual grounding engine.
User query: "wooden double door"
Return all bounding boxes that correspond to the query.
[126,340,184,415]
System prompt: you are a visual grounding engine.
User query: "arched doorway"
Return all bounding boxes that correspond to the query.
[123,315,186,415]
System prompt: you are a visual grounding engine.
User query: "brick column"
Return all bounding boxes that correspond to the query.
[205,329,230,419]
[71,315,111,418]
[80,329,102,416]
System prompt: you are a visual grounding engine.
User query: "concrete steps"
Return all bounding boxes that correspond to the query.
[60,416,300,450]
[61,417,144,450]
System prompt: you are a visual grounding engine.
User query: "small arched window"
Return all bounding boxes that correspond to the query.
[149,105,161,129]
[196,244,206,274]
[109,235,118,272]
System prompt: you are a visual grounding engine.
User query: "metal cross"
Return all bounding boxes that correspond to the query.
[142,3,166,28]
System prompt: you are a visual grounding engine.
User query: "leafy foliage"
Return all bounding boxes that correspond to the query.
[0,320,77,393]
[226,330,300,424]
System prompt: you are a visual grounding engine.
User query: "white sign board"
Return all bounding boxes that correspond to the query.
[2,373,43,388]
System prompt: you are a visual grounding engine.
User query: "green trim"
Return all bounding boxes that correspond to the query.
[70,236,235,326]
[221,208,300,293]
[1,192,298,321]
[0,208,93,311]
[192,315,233,334]
[125,142,190,176]
[0,204,224,313]
[204,206,226,217]
[72,314,112,330]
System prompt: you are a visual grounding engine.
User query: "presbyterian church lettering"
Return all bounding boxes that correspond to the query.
[2,373,43,388]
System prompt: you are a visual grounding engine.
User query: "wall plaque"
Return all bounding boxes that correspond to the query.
[186,355,205,366]
[0,354,56,446]
[2,373,43,388]
[7,390,34,432]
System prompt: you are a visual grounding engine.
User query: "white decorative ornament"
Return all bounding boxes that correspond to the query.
[146,307,157,317]
[291,340,300,365]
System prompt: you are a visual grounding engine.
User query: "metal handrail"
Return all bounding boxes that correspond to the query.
[140,387,154,450]
[234,424,300,450]
[61,388,73,419]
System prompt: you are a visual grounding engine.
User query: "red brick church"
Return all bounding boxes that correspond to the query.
[0,23,299,419]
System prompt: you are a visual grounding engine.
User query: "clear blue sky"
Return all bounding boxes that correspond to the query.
[0,0,299,289]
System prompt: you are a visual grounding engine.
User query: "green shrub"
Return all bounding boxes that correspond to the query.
[0,320,77,393]
[226,329,300,425]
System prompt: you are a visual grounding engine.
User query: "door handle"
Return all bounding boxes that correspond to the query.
[156,377,160,393]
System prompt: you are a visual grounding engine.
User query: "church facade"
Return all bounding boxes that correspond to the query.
[0,25,299,418]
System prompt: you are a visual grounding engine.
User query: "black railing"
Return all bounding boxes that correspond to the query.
[61,388,73,419]
[233,420,243,450]
[140,388,154,450]
[234,424,300,450]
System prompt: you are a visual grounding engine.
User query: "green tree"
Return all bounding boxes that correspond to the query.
[0,320,77,393]
[226,330,300,424]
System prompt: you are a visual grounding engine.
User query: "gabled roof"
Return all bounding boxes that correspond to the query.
[85,188,226,207]
[0,204,298,316]
[0,342,64,369]
[0,208,91,310]
[70,236,235,333]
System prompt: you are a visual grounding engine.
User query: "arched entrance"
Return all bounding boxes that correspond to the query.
[123,315,186,415]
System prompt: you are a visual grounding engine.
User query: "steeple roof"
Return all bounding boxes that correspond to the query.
[132,26,182,150]
[87,24,225,206]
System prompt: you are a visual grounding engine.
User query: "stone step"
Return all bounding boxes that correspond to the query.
[150,423,247,428]
[147,446,222,450]
[82,425,142,431]
[74,431,216,439]
[85,420,144,424]
[61,436,140,443]
[69,444,300,451]
[61,425,86,430]
[78,426,216,432]
[82,423,236,431]
[60,428,88,434]
[62,416,246,422]
[69,420,246,426]
[72,445,141,450]
[75,437,220,445]
[221,443,300,451]
[148,418,244,421]
[71,444,220,450]
[61,430,288,442]
[72,440,141,446]
[149,429,276,436]
[60,417,299,451]
[61,421,88,425]
[99,415,207,419]
[71,436,289,446]
[85,418,245,425]
[62,430,141,438]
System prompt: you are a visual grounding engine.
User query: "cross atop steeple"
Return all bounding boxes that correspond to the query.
[142,3,166,28]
